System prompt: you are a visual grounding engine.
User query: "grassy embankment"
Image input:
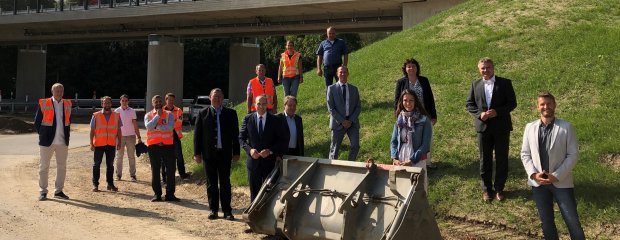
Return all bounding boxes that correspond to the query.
[181,0,619,237]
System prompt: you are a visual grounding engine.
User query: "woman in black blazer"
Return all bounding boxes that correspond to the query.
[393,58,438,167]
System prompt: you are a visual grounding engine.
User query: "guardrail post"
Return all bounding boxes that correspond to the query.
[83,0,88,10]
[162,0,167,4]
[109,0,113,8]
[13,0,17,15]
[59,0,64,11]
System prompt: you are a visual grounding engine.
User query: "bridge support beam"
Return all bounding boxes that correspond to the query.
[402,0,465,30]
[16,46,46,103]
[228,42,260,105]
[146,35,184,108]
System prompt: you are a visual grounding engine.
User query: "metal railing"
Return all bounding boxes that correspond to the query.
[0,98,194,113]
[0,0,197,16]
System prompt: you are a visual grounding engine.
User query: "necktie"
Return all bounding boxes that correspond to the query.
[258,116,264,137]
[342,84,347,102]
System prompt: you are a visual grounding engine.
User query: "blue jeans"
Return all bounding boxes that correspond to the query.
[323,64,339,87]
[282,75,300,97]
[532,185,585,240]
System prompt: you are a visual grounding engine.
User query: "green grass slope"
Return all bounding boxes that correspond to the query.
[183,0,619,237]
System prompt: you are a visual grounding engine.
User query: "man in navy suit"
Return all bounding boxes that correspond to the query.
[277,95,304,156]
[327,66,361,161]
[466,57,517,202]
[239,95,287,202]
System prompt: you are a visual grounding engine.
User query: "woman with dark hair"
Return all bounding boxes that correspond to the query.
[393,58,438,168]
[391,89,432,192]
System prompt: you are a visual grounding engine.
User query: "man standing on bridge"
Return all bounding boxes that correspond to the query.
[34,83,72,201]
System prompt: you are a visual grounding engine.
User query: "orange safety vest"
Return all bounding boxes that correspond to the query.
[281,50,301,78]
[249,77,275,111]
[92,111,119,147]
[146,109,174,146]
[165,105,183,138]
[39,98,72,127]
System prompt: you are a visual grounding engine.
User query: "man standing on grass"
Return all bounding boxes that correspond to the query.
[316,26,349,87]
[193,88,240,221]
[327,66,361,161]
[466,57,517,202]
[520,91,585,240]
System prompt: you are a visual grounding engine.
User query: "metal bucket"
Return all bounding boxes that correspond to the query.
[243,156,441,240]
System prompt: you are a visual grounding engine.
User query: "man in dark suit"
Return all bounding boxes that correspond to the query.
[34,83,72,201]
[327,66,361,161]
[239,95,287,202]
[466,57,517,202]
[193,88,240,221]
[277,95,304,156]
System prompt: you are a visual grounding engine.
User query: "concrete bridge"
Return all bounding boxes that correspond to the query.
[0,0,463,104]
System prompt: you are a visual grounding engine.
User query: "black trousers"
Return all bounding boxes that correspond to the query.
[477,131,510,193]
[204,150,232,213]
[93,145,116,187]
[148,145,176,196]
[286,147,300,156]
[247,157,276,202]
[162,132,186,182]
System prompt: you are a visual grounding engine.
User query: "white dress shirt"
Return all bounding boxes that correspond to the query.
[483,76,495,107]
[52,98,66,145]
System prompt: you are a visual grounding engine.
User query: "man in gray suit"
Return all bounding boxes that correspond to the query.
[520,91,585,240]
[327,66,361,161]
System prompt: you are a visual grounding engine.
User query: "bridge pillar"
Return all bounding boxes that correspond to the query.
[228,42,260,105]
[146,35,184,108]
[402,0,465,29]
[16,46,46,103]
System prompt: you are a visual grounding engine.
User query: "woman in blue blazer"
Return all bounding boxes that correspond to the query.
[391,89,432,192]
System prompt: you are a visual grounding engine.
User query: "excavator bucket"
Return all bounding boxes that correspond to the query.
[242,156,441,240]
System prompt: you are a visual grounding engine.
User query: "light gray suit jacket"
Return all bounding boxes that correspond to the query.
[520,118,578,188]
[327,82,361,131]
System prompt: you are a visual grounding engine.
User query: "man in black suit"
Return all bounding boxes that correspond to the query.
[466,57,517,202]
[239,95,287,202]
[277,96,304,156]
[193,88,240,220]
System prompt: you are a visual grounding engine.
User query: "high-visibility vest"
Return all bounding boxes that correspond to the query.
[249,77,275,112]
[145,109,174,146]
[39,98,72,127]
[281,50,300,77]
[92,111,119,147]
[165,105,183,138]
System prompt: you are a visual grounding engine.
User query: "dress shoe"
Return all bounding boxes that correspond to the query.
[164,195,181,202]
[116,176,121,181]
[130,176,137,182]
[208,212,218,220]
[151,195,163,202]
[54,191,70,200]
[482,191,492,202]
[243,227,254,233]
[107,185,118,192]
[427,162,438,169]
[223,212,235,221]
[38,193,47,201]
[180,172,192,180]
[92,186,99,192]
[496,191,505,201]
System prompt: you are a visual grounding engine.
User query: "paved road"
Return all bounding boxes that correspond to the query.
[0,131,91,156]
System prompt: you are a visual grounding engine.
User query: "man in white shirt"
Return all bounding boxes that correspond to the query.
[114,94,142,181]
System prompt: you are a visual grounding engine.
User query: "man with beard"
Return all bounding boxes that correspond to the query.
[145,95,180,202]
[89,96,121,192]
[520,92,585,239]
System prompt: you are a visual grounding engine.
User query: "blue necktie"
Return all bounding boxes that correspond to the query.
[258,116,264,137]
